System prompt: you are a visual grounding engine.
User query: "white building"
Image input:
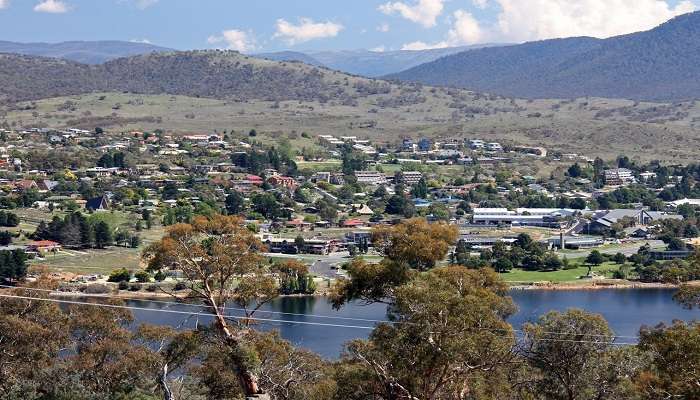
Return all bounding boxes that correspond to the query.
[604,168,636,186]
[355,171,387,185]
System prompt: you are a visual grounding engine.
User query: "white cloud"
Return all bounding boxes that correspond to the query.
[0,0,9,10]
[134,0,158,9]
[130,38,152,44]
[401,0,696,49]
[446,10,483,44]
[493,0,696,42]
[399,9,482,50]
[370,45,387,52]
[379,0,445,28]
[34,0,69,13]
[472,0,489,9]
[117,0,158,9]
[274,18,344,45]
[377,22,390,32]
[401,40,448,50]
[207,29,256,53]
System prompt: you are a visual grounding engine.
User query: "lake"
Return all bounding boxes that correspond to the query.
[127,288,698,358]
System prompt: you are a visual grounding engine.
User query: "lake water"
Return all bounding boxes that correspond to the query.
[127,289,698,358]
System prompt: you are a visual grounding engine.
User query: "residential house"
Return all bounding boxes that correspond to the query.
[402,171,423,185]
[85,195,110,211]
[355,171,387,185]
[268,175,298,190]
[604,168,636,186]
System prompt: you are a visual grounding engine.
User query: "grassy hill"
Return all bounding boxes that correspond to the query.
[5,91,700,163]
[2,48,700,162]
[389,12,700,101]
[0,50,433,104]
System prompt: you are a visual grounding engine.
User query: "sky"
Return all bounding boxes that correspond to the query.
[0,0,697,53]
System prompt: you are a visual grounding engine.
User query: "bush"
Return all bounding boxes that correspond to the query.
[154,270,166,282]
[129,283,141,291]
[173,281,187,291]
[134,271,150,283]
[146,284,158,292]
[117,281,129,290]
[83,283,111,294]
[108,268,131,283]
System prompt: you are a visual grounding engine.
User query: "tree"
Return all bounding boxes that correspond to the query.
[251,192,280,219]
[294,235,306,253]
[0,249,27,282]
[94,221,113,249]
[336,267,517,400]
[567,163,583,178]
[0,231,13,246]
[586,250,604,271]
[333,219,458,308]
[142,215,277,398]
[385,195,414,217]
[523,309,642,400]
[636,322,700,399]
[410,177,428,199]
[494,257,514,273]
[371,218,458,271]
[225,191,245,215]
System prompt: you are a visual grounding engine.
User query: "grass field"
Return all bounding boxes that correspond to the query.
[500,262,620,283]
[5,92,700,162]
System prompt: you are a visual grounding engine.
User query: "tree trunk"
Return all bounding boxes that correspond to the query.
[160,363,175,400]
[211,299,267,399]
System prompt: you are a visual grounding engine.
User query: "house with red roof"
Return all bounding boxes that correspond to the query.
[267,175,298,190]
[341,219,367,228]
[26,240,62,253]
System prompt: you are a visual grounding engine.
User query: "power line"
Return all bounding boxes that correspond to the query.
[0,289,641,343]
[0,284,391,324]
[0,293,377,330]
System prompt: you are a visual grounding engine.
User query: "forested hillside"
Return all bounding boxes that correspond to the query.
[389,12,700,101]
[0,50,409,103]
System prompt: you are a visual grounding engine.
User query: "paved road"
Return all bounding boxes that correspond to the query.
[265,251,350,279]
[310,252,351,279]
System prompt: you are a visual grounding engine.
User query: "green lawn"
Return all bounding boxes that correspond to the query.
[500,262,620,283]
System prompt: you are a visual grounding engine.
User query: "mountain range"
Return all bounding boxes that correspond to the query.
[258,45,505,77]
[0,40,173,64]
[388,12,700,101]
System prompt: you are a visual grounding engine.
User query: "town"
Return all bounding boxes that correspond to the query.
[1,125,698,291]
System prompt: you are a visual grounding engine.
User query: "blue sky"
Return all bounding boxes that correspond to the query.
[0,0,696,52]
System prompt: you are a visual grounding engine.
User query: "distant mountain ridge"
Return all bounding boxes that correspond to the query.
[388,12,700,101]
[0,40,173,64]
[257,45,506,77]
[255,51,325,67]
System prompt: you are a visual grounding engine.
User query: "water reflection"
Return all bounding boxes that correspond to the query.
[125,289,698,359]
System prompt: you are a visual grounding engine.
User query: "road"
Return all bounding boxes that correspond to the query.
[265,251,351,279]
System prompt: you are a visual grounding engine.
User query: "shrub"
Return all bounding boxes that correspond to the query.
[117,281,129,290]
[108,268,131,283]
[83,284,111,294]
[173,281,187,291]
[134,271,150,283]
